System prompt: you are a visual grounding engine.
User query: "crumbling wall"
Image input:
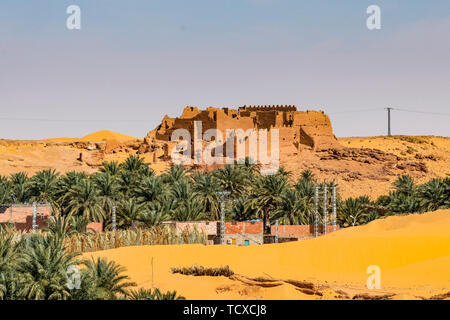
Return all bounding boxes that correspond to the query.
[137,105,340,162]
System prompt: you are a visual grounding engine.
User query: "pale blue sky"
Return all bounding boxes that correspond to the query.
[0,1,449,139]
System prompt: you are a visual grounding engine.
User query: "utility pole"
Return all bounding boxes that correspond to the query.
[314,186,319,238]
[275,220,279,244]
[332,186,337,232]
[217,191,230,245]
[107,198,116,232]
[32,202,37,232]
[386,107,393,136]
[323,186,327,235]
[9,193,16,224]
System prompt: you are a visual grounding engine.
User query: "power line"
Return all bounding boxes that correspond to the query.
[391,107,450,116]
[328,107,450,116]
[0,117,150,123]
[327,108,382,114]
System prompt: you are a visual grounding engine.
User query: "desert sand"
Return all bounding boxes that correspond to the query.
[84,209,450,300]
[45,130,137,142]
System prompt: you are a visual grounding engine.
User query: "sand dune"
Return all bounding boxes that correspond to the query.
[45,130,137,142]
[84,209,450,300]
[81,130,137,141]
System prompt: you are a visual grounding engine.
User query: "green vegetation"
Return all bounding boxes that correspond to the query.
[0,155,448,231]
[128,288,185,300]
[0,229,189,300]
[0,155,449,300]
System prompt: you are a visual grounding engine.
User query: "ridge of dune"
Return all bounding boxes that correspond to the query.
[81,130,137,141]
[84,209,450,300]
[44,130,137,142]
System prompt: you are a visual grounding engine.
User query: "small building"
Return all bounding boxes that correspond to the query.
[0,204,103,233]
[0,204,52,232]
[162,221,219,245]
[224,221,263,246]
[270,224,339,242]
[162,220,264,246]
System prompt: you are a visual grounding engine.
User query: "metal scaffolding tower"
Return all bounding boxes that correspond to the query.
[314,186,337,237]
[32,202,37,233]
[217,191,230,245]
[314,186,319,238]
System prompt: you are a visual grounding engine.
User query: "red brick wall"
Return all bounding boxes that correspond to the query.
[225,221,263,234]
[270,224,339,236]
[87,222,103,233]
[0,205,52,224]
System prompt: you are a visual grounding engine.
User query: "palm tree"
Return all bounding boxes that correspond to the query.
[192,172,220,219]
[387,191,420,214]
[117,170,136,198]
[147,198,175,222]
[338,198,367,227]
[66,180,105,222]
[392,175,415,197]
[213,165,248,197]
[235,157,261,177]
[229,197,256,221]
[17,235,80,300]
[128,288,185,300]
[45,215,73,239]
[416,178,447,212]
[300,169,315,183]
[134,176,166,204]
[274,189,312,225]
[116,198,145,228]
[29,169,59,204]
[100,161,120,176]
[139,166,156,178]
[82,257,136,300]
[93,172,120,225]
[0,270,29,300]
[246,175,289,232]
[69,215,93,234]
[94,172,120,203]
[162,164,187,184]
[10,172,30,203]
[120,155,147,173]
[171,196,208,221]
[294,177,316,199]
[139,209,168,228]
[276,167,293,180]
[0,180,11,204]
[0,232,19,273]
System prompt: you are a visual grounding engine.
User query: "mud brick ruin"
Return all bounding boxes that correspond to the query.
[137,105,340,163]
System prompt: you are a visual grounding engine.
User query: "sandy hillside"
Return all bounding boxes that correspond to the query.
[84,209,450,300]
[279,135,450,199]
[339,136,450,178]
[0,131,145,176]
[0,134,448,199]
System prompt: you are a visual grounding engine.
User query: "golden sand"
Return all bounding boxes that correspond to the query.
[84,209,450,300]
[45,130,137,142]
[81,130,137,141]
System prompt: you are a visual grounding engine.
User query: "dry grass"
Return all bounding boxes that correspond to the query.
[1,225,207,253]
[65,226,207,253]
[394,135,431,145]
[171,264,234,277]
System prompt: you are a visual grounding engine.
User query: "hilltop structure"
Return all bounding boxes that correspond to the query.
[137,105,340,163]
